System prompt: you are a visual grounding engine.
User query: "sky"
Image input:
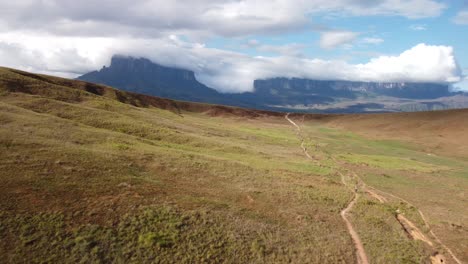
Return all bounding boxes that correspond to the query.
[0,0,467,93]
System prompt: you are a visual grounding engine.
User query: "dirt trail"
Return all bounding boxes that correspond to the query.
[285,114,314,161]
[365,186,462,264]
[341,192,369,264]
[397,213,434,246]
[338,171,370,264]
[285,113,301,131]
[366,189,387,203]
[285,113,369,264]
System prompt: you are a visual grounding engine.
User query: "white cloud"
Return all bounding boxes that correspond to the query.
[319,31,359,49]
[362,37,384,45]
[0,1,446,38]
[453,10,468,25]
[248,41,306,57]
[0,32,117,76]
[410,24,427,30]
[354,43,461,83]
[0,33,461,93]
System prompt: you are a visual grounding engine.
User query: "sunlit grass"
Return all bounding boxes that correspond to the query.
[1,67,467,263]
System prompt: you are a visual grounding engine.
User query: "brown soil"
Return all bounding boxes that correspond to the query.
[396,214,433,246]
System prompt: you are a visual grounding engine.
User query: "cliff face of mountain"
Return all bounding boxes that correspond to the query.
[78,56,466,113]
[253,78,451,100]
[78,56,227,104]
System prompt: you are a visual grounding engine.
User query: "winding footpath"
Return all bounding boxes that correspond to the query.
[285,114,369,264]
[285,113,462,264]
[285,113,314,161]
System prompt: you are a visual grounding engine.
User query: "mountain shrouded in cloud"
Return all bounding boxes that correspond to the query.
[78,55,467,113]
[0,0,466,92]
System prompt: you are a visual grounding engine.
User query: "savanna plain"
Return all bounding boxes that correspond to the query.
[0,67,466,263]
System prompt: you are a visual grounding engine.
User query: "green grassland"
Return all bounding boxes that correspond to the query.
[0,68,353,263]
[0,67,467,263]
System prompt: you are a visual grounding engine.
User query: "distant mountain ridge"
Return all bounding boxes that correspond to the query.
[254,78,452,100]
[78,56,228,105]
[77,56,468,113]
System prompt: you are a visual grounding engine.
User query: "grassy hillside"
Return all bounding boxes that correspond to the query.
[0,67,466,263]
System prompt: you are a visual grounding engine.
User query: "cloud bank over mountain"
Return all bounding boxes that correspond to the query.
[0,0,464,92]
[0,33,462,93]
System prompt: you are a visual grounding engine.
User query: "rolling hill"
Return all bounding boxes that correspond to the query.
[1,66,467,263]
